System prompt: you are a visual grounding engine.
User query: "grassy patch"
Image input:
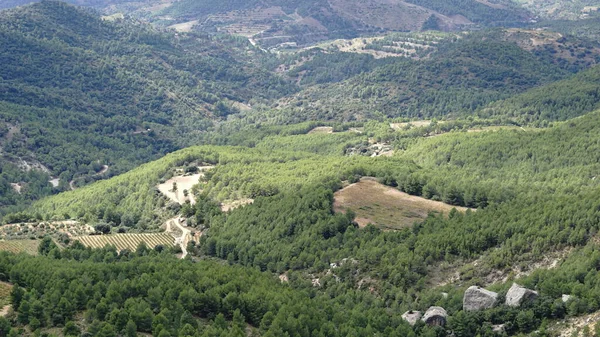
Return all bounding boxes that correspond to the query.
[334,178,471,230]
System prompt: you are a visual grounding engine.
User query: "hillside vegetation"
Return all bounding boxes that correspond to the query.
[3,2,600,336]
[6,107,600,335]
[0,1,295,215]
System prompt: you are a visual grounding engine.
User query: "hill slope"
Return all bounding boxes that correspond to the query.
[0,1,295,214]
[158,0,531,47]
[11,109,600,336]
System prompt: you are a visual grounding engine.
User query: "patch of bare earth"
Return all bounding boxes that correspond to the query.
[308,126,334,134]
[390,120,433,130]
[430,247,572,288]
[10,183,21,194]
[169,20,199,33]
[156,166,214,205]
[552,311,600,337]
[333,178,472,230]
[220,198,254,212]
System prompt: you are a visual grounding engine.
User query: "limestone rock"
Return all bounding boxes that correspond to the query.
[505,283,538,307]
[402,311,422,326]
[492,324,506,333]
[422,306,447,327]
[463,286,498,311]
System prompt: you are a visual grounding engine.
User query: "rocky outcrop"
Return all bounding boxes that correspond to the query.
[562,294,573,302]
[422,306,447,327]
[505,283,538,307]
[463,286,498,311]
[402,311,422,326]
[492,324,506,333]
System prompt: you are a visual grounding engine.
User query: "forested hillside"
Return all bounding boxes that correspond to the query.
[3,1,600,336]
[159,0,530,47]
[276,33,571,121]
[0,1,295,215]
[5,107,600,335]
[480,65,600,125]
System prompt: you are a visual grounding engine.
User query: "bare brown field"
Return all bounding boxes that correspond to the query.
[0,240,39,255]
[76,233,174,252]
[334,178,471,229]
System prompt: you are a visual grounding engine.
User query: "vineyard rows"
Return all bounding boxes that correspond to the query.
[76,233,175,251]
[0,240,40,255]
[0,282,12,307]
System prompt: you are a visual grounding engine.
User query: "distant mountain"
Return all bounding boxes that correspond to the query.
[158,0,532,47]
[0,0,147,10]
[518,0,600,20]
[1,0,535,47]
[273,30,598,122]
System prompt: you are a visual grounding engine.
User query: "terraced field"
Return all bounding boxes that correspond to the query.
[0,240,40,255]
[76,233,174,251]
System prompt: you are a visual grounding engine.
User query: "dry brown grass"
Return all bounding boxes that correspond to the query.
[334,178,471,230]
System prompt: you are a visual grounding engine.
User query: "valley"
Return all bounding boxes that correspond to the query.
[1,0,600,336]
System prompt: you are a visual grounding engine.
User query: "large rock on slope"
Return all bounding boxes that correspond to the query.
[402,311,422,326]
[422,306,447,327]
[463,286,498,311]
[505,283,538,307]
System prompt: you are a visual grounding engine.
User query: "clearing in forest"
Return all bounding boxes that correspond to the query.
[390,120,434,130]
[156,166,214,205]
[333,178,471,230]
[308,126,334,134]
[76,233,174,252]
[0,240,40,255]
[168,20,199,32]
[220,198,254,212]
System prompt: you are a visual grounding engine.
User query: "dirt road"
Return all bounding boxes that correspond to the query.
[167,217,191,259]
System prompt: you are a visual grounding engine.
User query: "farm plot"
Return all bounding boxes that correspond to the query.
[334,178,472,230]
[0,240,40,255]
[76,233,174,252]
[0,282,12,308]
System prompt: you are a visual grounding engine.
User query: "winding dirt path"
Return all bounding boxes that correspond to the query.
[166,217,191,259]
